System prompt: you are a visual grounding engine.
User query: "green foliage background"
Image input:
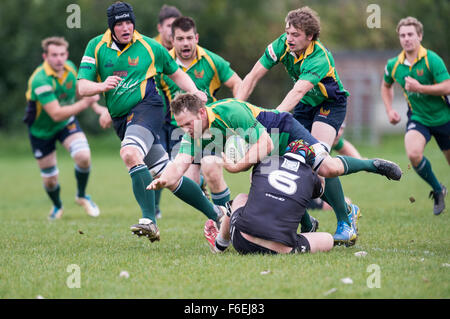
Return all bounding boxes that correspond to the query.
[0,0,449,133]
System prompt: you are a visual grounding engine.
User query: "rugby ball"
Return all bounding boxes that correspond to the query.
[224,135,249,164]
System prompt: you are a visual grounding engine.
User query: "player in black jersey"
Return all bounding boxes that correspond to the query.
[204,139,334,254]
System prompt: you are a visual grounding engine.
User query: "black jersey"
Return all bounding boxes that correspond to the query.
[233,155,323,247]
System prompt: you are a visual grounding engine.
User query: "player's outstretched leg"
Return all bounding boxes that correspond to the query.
[337,156,403,180]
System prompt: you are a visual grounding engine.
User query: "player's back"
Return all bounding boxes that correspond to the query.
[234,155,321,247]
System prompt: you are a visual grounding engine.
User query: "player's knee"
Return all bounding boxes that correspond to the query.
[318,158,341,178]
[406,149,423,167]
[120,146,142,167]
[43,175,58,190]
[202,162,223,183]
[73,150,91,169]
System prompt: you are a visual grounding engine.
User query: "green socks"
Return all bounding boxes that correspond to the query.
[172,176,219,220]
[211,188,231,206]
[337,156,377,175]
[75,164,90,198]
[44,184,62,209]
[129,164,156,223]
[322,177,351,226]
[414,157,442,192]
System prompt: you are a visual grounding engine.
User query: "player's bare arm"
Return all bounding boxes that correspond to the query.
[43,95,98,122]
[224,73,243,98]
[222,130,274,173]
[235,61,269,101]
[380,80,401,125]
[147,153,193,190]
[167,68,207,102]
[276,79,314,112]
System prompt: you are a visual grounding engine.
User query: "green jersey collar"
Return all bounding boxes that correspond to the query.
[397,45,428,66]
[100,29,143,53]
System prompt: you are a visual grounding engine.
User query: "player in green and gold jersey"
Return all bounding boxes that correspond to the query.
[77,2,225,243]
[157,16,242,209]
[381,17,450,215]
[24,37,107,220]
[147,94,403,245]
[236,7,363,245]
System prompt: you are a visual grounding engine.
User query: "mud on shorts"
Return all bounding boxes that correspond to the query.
[229,207,311,255]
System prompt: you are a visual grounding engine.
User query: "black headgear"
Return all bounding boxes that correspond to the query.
[107,2,136,32]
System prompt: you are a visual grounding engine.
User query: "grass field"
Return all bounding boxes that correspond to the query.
[0,133,448,299]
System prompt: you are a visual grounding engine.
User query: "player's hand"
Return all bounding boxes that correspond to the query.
[221,152,241,173]
[98,109,112,129]
[85,94,100,105]
[387,109,401,125]
[147,178,167,190]
[102,76,122,92]
[193,90,208,103]
[404,76,422,93]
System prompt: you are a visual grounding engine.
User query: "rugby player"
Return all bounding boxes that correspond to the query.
[381,16,450,215]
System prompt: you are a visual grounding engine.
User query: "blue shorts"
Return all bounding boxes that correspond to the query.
[406,111,450,151]
[293,98,347,134]
[158,121,185,160]
[256,111,319,146]
[112,91,164,144]
[28,117,83,159]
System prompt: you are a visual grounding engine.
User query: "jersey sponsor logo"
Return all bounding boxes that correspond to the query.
[104,59,114,68]
[384,65,389,76]
[267,44,277,62]
[113,70,128,77]
[34,85,53,95]
[81,56,96,65]
[265,193,286,202]
[194,69,204,79]
[416,69,424,76]
[319,106,331,117]
[128,56,139,66]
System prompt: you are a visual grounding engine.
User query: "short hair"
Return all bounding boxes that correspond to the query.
[285,7,321,41]
[158,5,181,24]
[170,93,204,115]
[41,37,69,54]
[396,16,423,36]
[171,16,197,35]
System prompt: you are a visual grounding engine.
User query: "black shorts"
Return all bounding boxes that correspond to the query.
[230,207,311,255]
[406,111,450,151]
[293,98,347,134]
[28,117,83,159]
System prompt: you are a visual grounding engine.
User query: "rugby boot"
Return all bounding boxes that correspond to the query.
[372,159,403,181]
[130,218,160,242]
[429,184,447,215]
[204,219,221,253]
[333,221,357,247]
[75,195,100,217]
[48,206,63,220]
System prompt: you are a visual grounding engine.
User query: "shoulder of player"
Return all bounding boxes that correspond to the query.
[65,60,78,74]
[29,65,52,86]
[424,49,445,64]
